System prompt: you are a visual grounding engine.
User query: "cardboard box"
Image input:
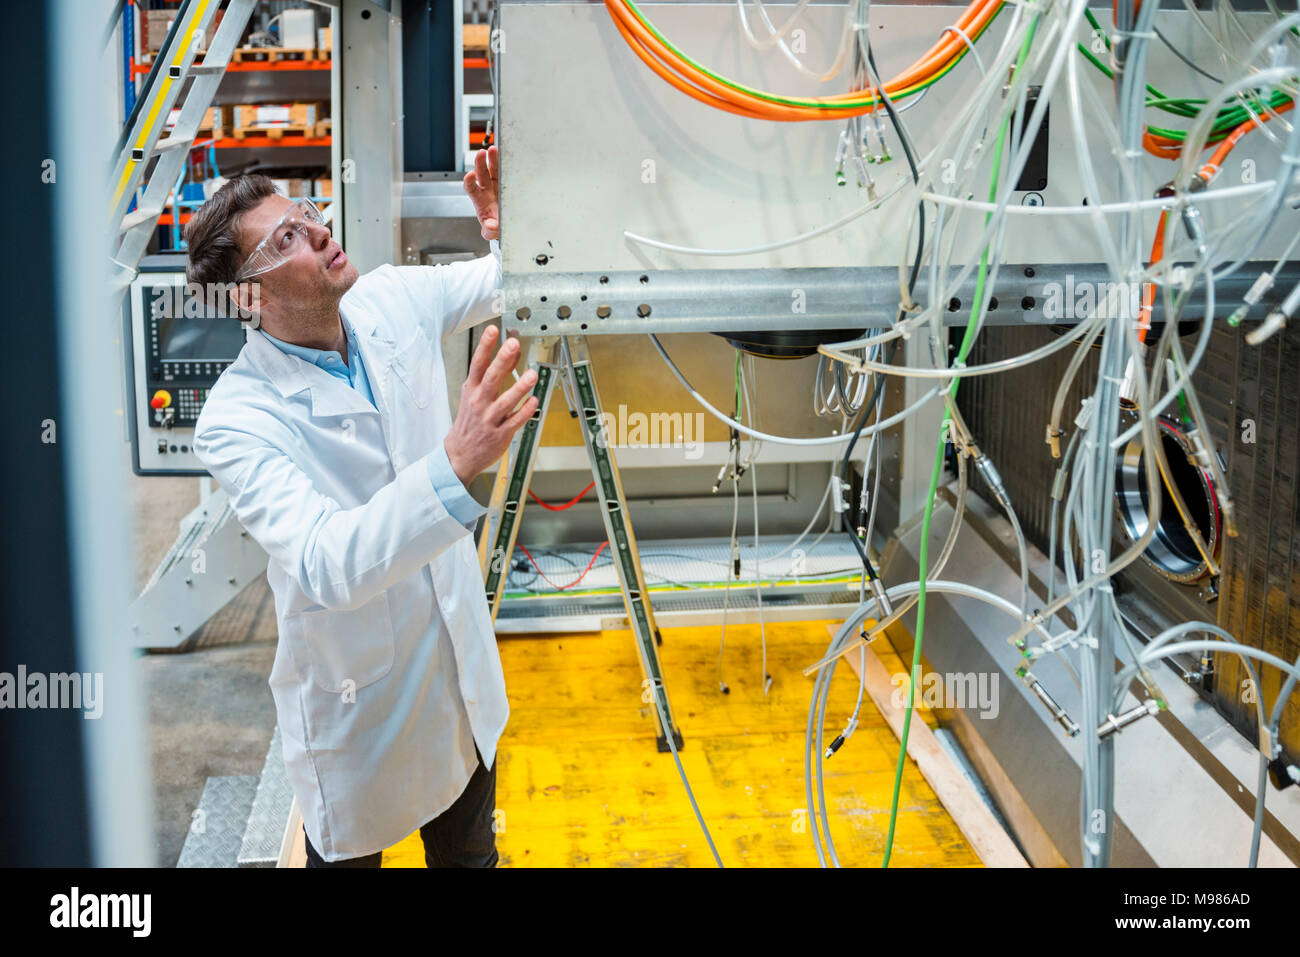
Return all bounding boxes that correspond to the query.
[231,103,325,132]
[145,10,222,54]
[280,8,316,50]
[313,178,333,198]
[164,105,228,135]
[289,103,324,128]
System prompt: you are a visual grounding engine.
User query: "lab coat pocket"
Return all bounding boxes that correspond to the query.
[283,594,396,694]
[392,330,438,409]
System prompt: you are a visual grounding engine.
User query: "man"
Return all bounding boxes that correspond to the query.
[185,146,538,867]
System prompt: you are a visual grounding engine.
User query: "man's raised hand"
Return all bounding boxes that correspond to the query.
[443,324,537,487]
[464,145,499,241]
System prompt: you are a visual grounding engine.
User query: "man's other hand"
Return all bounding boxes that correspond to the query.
[444,324,537,487]
[464,145,499,241]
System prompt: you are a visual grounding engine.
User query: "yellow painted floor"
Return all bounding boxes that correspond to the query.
[381,619,981,867]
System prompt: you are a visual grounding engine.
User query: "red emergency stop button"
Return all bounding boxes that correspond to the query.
[151,390,172,410]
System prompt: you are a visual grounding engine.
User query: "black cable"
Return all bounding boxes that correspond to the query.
[1154,24,1222,85]
[838,43,926,583]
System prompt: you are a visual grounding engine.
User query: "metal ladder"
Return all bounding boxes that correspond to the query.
[109,0,258,297]
[477,335,685,753]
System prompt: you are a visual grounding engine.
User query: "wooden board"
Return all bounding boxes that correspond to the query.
[830,623,1029,867]
[380,620,983,867]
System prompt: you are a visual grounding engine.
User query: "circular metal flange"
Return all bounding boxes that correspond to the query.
[1114,413,1221,584]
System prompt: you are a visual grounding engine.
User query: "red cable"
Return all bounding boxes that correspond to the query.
[517,542,608,591]
[1138,211,1166,345]
[527,481,595,511]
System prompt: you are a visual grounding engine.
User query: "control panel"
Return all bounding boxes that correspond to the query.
[127,256,249,474]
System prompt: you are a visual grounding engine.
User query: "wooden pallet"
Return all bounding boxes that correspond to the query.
[230,47,329,63]
[230,119,330,141]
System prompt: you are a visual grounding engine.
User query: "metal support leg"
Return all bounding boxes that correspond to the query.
[477,335,684,752]
[479,336,561,612]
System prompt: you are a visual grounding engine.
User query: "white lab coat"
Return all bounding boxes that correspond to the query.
[193,244,508,861]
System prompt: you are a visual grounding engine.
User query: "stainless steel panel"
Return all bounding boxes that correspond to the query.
[499,2,1299,333]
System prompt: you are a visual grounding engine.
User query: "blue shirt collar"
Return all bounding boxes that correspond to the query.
[260,323,353,372]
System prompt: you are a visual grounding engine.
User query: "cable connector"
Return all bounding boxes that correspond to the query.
[862,117,891,165]
[1050,460,1070,502]
[1046,425,1064,459]
[1185,426,1237,538]
[1007,611,1042,649]
[1024,628,1081,658]
[1118,348,1145,407]
[711,461,728,494]
[824,715,859,760]
[1246,309,1287,346]
[1017,667,1080,737]
[1229,271,1275,329]
[1097,698,1160,739]
[1135,667,1168,712]
[850,153,874,195]
[869,576,894,618]
[834,127,851,187]
[1074,395,1096,432]
[974,453,1013,512]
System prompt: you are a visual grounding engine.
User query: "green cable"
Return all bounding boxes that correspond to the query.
[881,13,1039,869]
[501,571,861,601]
[735,349,742,418]
[1077,9,1294,142]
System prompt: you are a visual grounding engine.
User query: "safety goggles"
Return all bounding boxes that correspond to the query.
[234,198,328,281]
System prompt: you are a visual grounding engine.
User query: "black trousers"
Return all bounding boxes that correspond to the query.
[304,748,499,868]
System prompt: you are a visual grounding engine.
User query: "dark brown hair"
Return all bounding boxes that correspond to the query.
[184,174,277,287]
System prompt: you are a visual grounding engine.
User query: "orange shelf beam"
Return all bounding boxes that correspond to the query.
[225,59,331,73]
[211,135,331,149]
[134,58,330,75]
